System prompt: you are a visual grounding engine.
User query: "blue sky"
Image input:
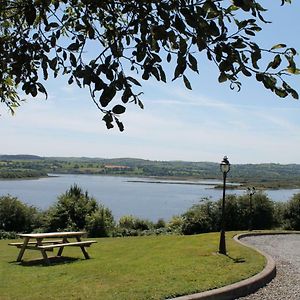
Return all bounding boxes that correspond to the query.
[1,1,300,164]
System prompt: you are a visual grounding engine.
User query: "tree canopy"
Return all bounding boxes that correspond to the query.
[0,0,298,130]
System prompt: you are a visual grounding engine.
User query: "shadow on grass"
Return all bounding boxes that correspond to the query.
[227,255,246,263]
[9,256,81,267]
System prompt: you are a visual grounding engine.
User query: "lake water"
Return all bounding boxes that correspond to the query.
[0,174,299,221]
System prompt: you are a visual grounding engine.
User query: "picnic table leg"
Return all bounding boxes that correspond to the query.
[17,237,30,262]
[57,238,68,257]
[36,238,50,265]
[76,236,90,259]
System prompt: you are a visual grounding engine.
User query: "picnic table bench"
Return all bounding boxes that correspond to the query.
[8,231,96,265]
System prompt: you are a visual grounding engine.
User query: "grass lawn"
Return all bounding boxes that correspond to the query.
[0,232,265,300]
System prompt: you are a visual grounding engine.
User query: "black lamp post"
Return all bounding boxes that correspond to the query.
[247,187,256,231]
[219,156,230,255]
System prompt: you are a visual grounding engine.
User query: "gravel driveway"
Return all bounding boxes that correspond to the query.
[237,234,300,300]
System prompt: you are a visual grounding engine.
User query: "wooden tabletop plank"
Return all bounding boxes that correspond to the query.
[18,232,86,238]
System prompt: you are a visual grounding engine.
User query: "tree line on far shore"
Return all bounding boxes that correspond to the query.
[0,184,300,239]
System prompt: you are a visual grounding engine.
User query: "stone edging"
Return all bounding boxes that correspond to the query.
[169,232,279,300]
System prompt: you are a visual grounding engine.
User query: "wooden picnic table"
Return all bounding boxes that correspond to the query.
[9,231,96,265]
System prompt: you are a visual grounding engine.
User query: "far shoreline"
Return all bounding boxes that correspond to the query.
[1,173,300,190]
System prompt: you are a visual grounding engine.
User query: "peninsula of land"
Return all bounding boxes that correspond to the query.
[1,155,300,189]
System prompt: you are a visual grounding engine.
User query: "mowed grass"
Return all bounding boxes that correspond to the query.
[0,232,265,300]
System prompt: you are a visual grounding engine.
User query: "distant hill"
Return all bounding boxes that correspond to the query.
[0,154,43,160]
[1,155,300,188]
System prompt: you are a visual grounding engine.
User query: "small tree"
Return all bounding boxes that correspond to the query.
[46,184,99,231]
[219,194,248,231]
[283,193,300,230]
[85,205,115,237]
[0,195,40,233]
[181,200,218,235]
[167,215,184,234]
[251,192,275,229]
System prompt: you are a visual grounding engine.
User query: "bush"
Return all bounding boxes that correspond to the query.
[116,215,171,236]
[154,218,166,229]
[180,192,277,235]
[167,216,184,233]
[218,194,248,231]
[0,230,18,239]
[0,195,41,233]
[273,201,286,229]
[85,205,115,237]
[250,193,275,229]
[45,184,115,236]
[118,215,153,231]
[283,193,300,230]
[181,200,218,235]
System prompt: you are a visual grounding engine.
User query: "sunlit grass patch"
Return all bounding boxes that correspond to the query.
[0,232,265,300]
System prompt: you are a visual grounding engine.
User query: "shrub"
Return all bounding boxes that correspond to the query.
[45,184,115,236]
[116,215,169,236]
[181,200,218,235]
[220,193,275,231]
[118,215,137,230]
[85,205,115,237]
[180,192,277,235]
[0,195,41,233]
[250,193,275,229]
[154,218,166,229]
[118,215,153,231]
[220,194,252,231]
[283,193,300,230]
[273,201,286,229]
[0,230,18,239]
[167,216,184,233]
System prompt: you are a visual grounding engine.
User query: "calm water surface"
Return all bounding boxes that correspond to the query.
[0,174,299,221]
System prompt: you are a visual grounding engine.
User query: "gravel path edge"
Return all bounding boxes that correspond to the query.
[170,232,279,300]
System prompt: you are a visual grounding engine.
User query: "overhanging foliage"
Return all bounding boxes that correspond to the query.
[0,0,298,130]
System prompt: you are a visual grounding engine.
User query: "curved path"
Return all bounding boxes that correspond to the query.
[238,234,300,300]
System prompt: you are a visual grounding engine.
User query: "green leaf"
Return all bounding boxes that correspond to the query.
[49,57,58,70]
[174,15,185,33]
[291,90,299,99]
[271,55,282,69]
[36,83,48,99]
[151,67,160,81]
[167,53,172,63]
[25,5,36,26]
[112,105,126,114]
[158,66,167,83]
[188,54,198,73]
[127,77,142,86]
[115,118,124,132]
[251,51,261,69]
[49,22,59,28]
[285,68,300,74]
[70,53,77,67]
[138,100,144,109]
[67,42,80,51]
[100,85,116,107]
[218,72,227,83]
[271,44,286,50]
[256,73,263,82]
[136,47,146,63]
[103,113,114,129]
[275,88,288,98]
[173,55,187,80]
[183,75,192,90]
[244,29,255,36]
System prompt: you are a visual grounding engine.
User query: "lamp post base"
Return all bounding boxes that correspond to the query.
[219,229,226,255]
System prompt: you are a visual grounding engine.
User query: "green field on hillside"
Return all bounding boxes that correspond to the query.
[1,155,300,188]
